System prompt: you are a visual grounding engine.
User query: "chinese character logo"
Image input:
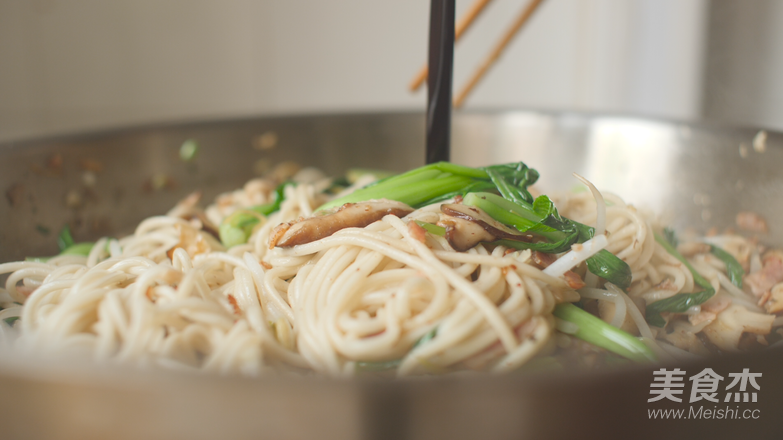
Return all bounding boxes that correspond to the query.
[724,368,761,403]
[689,368,724,403]
[648,368,687,402]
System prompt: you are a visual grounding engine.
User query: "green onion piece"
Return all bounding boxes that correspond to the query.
[645,233,715,327]
[415,181,498,207]
[219,210,264,248]
[57,225,75,252]
[3,317,19,326]
[710,245,744,288]
[462,192,563,241]
[248,181,294,216]
[413,327,437,348]
[654,232,714,291]
[464,193,631,286]
[364,168,442,190]
[317,161,489,212]
[317,161,541,213]
[345,168,395,184]
[662,227,678,248]
[319,174,474,212]
[554,303,656,362]
[586,249,633,290]
[569,221,632,290]
[179,139,199,162]
[465,193,578,253]
[26,241,95,262]
[645,289,715,328]
[485,167,533,205]
[60,242,94,256]
[414,221,445,237]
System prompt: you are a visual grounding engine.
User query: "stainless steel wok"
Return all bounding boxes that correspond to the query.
[0,111,781,439]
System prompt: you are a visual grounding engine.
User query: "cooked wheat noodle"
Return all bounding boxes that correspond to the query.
[0,172,778,375]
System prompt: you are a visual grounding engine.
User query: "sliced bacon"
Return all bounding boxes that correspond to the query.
[745,252,783,298]
[688,294,732,327]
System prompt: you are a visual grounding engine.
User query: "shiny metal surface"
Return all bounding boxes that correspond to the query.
[0,111,781,439]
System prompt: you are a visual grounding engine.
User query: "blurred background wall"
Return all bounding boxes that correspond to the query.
[0,0,779,142]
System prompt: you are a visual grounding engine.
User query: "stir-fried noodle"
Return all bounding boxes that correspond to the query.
[0,164,779,375]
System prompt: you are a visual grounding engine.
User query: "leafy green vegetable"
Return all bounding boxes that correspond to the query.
[315,161,632,286]
[645,233,715,327]
[462,192,631,286]
[413,327,438,348]
[462,192,565,242]
[710,245,744,288]
[483,162,539,204]
[318,172,475,212]
[27,229,95,262]
[554,303,656,362]
[316,161,525,212]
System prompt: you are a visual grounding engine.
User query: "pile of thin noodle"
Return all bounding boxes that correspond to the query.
[0,167,780,376]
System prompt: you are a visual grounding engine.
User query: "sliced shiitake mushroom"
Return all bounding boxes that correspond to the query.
[271,199,414,248]
[439,203,534,252]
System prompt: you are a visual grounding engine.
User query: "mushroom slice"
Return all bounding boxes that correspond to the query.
[272,199,413,248]
[439,217,497,252]
[439,203,533,252]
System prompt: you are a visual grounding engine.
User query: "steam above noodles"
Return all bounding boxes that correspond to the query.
[0,162,779,376]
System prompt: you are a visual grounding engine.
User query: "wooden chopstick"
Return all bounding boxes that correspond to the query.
[408,0,494,92]
[453,0,546,108]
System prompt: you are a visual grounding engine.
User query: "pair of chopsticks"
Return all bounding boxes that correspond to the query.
[412,0,546,108]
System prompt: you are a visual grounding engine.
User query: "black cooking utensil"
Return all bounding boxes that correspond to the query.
[426,0,456,164]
